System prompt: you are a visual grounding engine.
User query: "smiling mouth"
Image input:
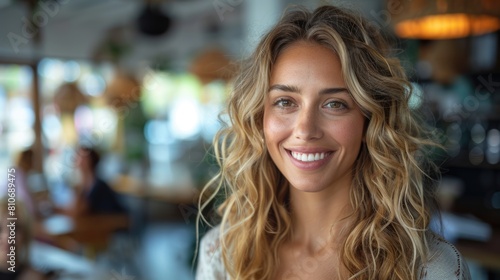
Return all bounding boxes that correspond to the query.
[289,151,333,162]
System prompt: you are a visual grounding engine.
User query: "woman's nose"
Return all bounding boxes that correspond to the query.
[293,106,323,141]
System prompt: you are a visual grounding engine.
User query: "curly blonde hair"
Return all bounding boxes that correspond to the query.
[199,5,439,280]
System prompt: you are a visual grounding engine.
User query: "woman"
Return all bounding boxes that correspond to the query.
[196,5,470,280]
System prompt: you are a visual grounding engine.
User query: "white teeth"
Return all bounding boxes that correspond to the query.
[291,151,329,162]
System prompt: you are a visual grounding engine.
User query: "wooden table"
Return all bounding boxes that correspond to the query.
[112,174,200,205]
[37,213,130,257]
[111,175,202,227]
[30,240,98,279]
[455,229,500,272]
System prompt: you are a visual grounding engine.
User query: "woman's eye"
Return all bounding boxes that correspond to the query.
[274,98,295,107]
[324,101,347,110]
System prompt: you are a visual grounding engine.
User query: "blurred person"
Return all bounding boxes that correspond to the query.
[196,5,471,280]
[68,146,126,216]
[14,149,54,219]
[0,198,48,280]
[1,149,37,217]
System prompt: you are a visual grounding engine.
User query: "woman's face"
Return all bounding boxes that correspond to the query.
[263,41,365,193]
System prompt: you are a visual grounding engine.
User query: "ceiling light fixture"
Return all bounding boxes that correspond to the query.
[393,0,500,39]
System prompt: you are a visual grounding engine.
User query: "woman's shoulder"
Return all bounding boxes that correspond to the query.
[422,235,471,280]
[196,225,227,280]
[200,225,222,258]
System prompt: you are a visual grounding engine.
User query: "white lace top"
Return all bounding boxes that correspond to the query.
[196,226,229,279]
[196,226,471,280]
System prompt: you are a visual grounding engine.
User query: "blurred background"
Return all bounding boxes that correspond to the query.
[0,0,499,279]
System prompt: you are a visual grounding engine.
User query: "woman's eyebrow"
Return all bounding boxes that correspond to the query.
[268,84,300,93]
[269,84,349,95]
[318,87,349,95]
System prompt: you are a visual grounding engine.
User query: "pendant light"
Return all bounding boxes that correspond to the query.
[393,0,500,39]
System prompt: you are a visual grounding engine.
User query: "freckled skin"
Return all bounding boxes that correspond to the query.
[263,41,365,195]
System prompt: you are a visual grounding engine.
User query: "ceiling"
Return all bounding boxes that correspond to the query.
[0,0,382,72]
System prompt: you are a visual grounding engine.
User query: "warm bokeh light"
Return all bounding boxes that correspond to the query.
[396,14,500,39]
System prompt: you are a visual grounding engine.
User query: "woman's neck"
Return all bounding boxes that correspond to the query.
[288,182,353,251]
